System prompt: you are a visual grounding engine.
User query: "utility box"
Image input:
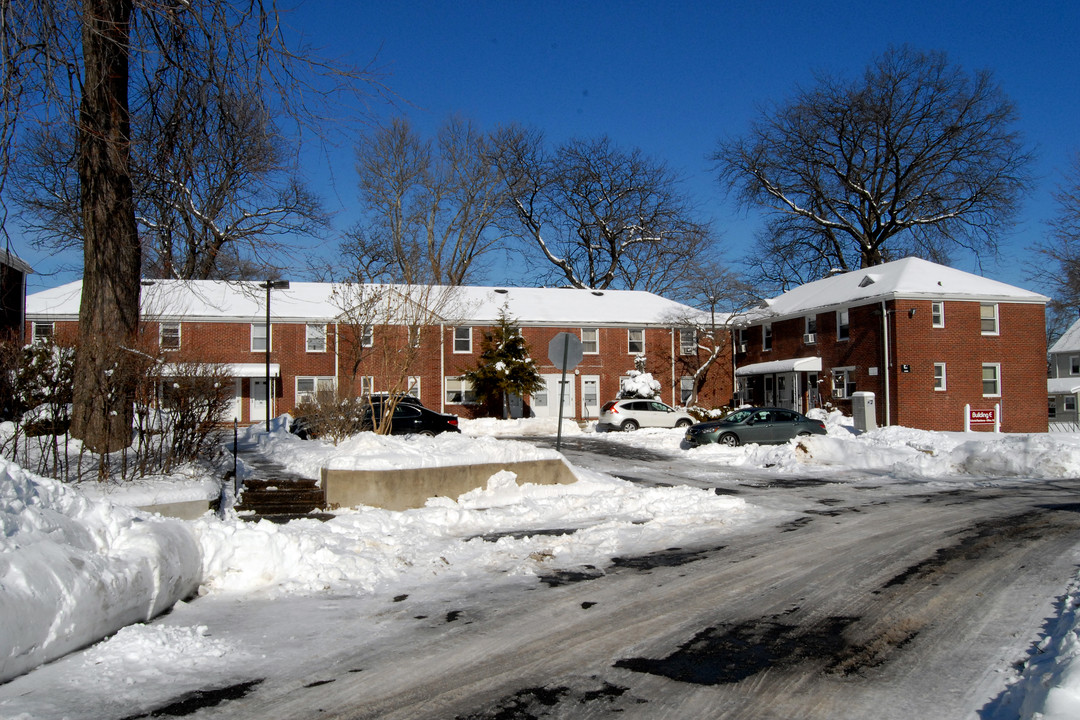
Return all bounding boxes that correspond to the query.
[851,391,877,432]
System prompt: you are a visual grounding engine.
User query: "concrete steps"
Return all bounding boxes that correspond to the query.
[234,477,333,524]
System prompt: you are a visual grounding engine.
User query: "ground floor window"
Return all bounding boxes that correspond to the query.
[981,363,1001,397]
[832,368,855,399]
[407,376,421,398]
[1050,397,1057,419]
[1066,395,1077,413]
[680,376,694,405]
[296,376,335,404]
[933,363,946,391]
[445,377,477,404]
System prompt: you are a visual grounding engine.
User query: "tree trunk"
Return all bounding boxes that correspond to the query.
[70,0,142,454]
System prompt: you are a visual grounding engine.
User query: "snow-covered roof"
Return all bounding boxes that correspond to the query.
[0,247,31,274]
[739,257,1047,325]
[1050,318,1080,355]
[26,280,707,328]
[1048,378,1080,395]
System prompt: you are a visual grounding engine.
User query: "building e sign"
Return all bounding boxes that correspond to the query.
[964,403,1000,432]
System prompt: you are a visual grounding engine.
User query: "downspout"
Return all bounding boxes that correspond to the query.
[439,322,445,413]
[670,328,676,406]
[881,300,891,426]
[334,320,340,396]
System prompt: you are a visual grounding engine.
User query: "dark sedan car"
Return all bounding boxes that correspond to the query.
[684,407,826,447]
[360,400,460,437]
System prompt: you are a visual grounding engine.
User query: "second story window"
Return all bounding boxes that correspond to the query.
[581,328,599,354]
[251,323,267,352]
[737,328,748,352]
[804,316,817,344]
[980,304,999,335]
[32,321,54,344]
[763,324,772,351]
[361,325,374,348]
[679,329,696,355]
[837,309,850,341]
[628,329,644,354]
[306,324,327,352]
[932,301,944,328]
[160,322,181,351]
[453,327,472,353]
[408,326,421,348]
[1071,356,1080,376]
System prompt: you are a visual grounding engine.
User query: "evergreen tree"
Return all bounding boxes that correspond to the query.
[464,307,545,418]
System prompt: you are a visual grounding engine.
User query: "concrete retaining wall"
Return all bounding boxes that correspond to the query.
[136,500,214,520]
[322,459,578,511]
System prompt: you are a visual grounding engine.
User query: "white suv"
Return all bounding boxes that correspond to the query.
[598,399,695,432]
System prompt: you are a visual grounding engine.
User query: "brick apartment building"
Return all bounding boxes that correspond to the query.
[732,257,1048,433]
[25,280,730,424]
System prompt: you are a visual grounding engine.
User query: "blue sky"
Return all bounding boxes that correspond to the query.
[18,0,1080,294]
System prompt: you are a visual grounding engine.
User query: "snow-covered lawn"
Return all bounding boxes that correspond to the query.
[3,412,1080,718]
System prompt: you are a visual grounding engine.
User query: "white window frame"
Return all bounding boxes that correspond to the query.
[251,323,268,352]
[837,309,850,341]
[359,376,374,396]
[453,326,472,354]
[628,328,644,354]
[931,301,945,328]
[933,362,946,391]
[361,325,374,348]
[679,375,694,404]
[445,376,477,404]
[1069,356,1079,376]
[295,376,336,404]
[159,321,181,351]
[32,321,54,343]
[679,329,696,355]
[408,326,421,348]
[832,366,855,399]
[982,363,1001,397]
[1067,395,1078,413]
[581,328,599,354]
[763,324,772,351]
[980,303,999,336]
[306,323,327,353]
[406,376,421,398]
[804,315,817,344]
[1050,397,1058,419]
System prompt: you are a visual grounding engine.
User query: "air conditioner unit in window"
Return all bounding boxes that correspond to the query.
[803,333,817,344]
[737,343,747,353]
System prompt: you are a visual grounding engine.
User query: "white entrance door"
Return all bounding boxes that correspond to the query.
[223,379,243,422]
[250,378,268,425]
[534,373,575,418]
[581,375,600,418]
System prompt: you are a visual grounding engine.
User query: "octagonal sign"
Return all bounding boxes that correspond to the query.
[548,332,583,371]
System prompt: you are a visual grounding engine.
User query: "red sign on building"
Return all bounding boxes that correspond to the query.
[969,408,996,424]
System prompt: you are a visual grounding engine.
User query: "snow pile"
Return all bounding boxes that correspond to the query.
[0,458,202,683]
[460,416,584,437]
[191,465,759,597]
[618,370,661,399]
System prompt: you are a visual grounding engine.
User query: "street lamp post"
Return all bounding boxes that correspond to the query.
[260,279,290,432]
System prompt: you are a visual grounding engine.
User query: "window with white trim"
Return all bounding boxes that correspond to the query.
[628,329,644,354]
[296,376,335,404]
[932,301,944,328]
[737,328,748,352]
[581,328,599,354]
[359,376,374,396]
[445,377,477,404]
[453,327,472,353]
[306,324,327,352]
[32,322,53,344]
[980,304,999,335]
[982,363,1001,396]
[679,329,696,355]
[804,316,817,344]
[837,309,850,341]
[361,325,374,348]
[159,322,181,351]
[1066,396,1077,413]
[763,324,772,351]
[406,376,421,398]
[1050,397,1057,418]
[832,367,855,398]
[679,376,694,404]
[408,326,421,348]
[251,323,267,352]
[933,363,946,391]
[1069,356,1079,376]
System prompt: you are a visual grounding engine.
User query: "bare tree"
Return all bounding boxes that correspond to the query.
[665,261,757,407]
[714,46,1032,288]
[492,125,715,291]
[1032,152,1080,339]
[1,1,379,452]
[347,116,508,285]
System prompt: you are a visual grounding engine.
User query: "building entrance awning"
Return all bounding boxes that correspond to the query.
[735,357,822,377]
[1048,378,1080,395]
[161,363,280,378]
